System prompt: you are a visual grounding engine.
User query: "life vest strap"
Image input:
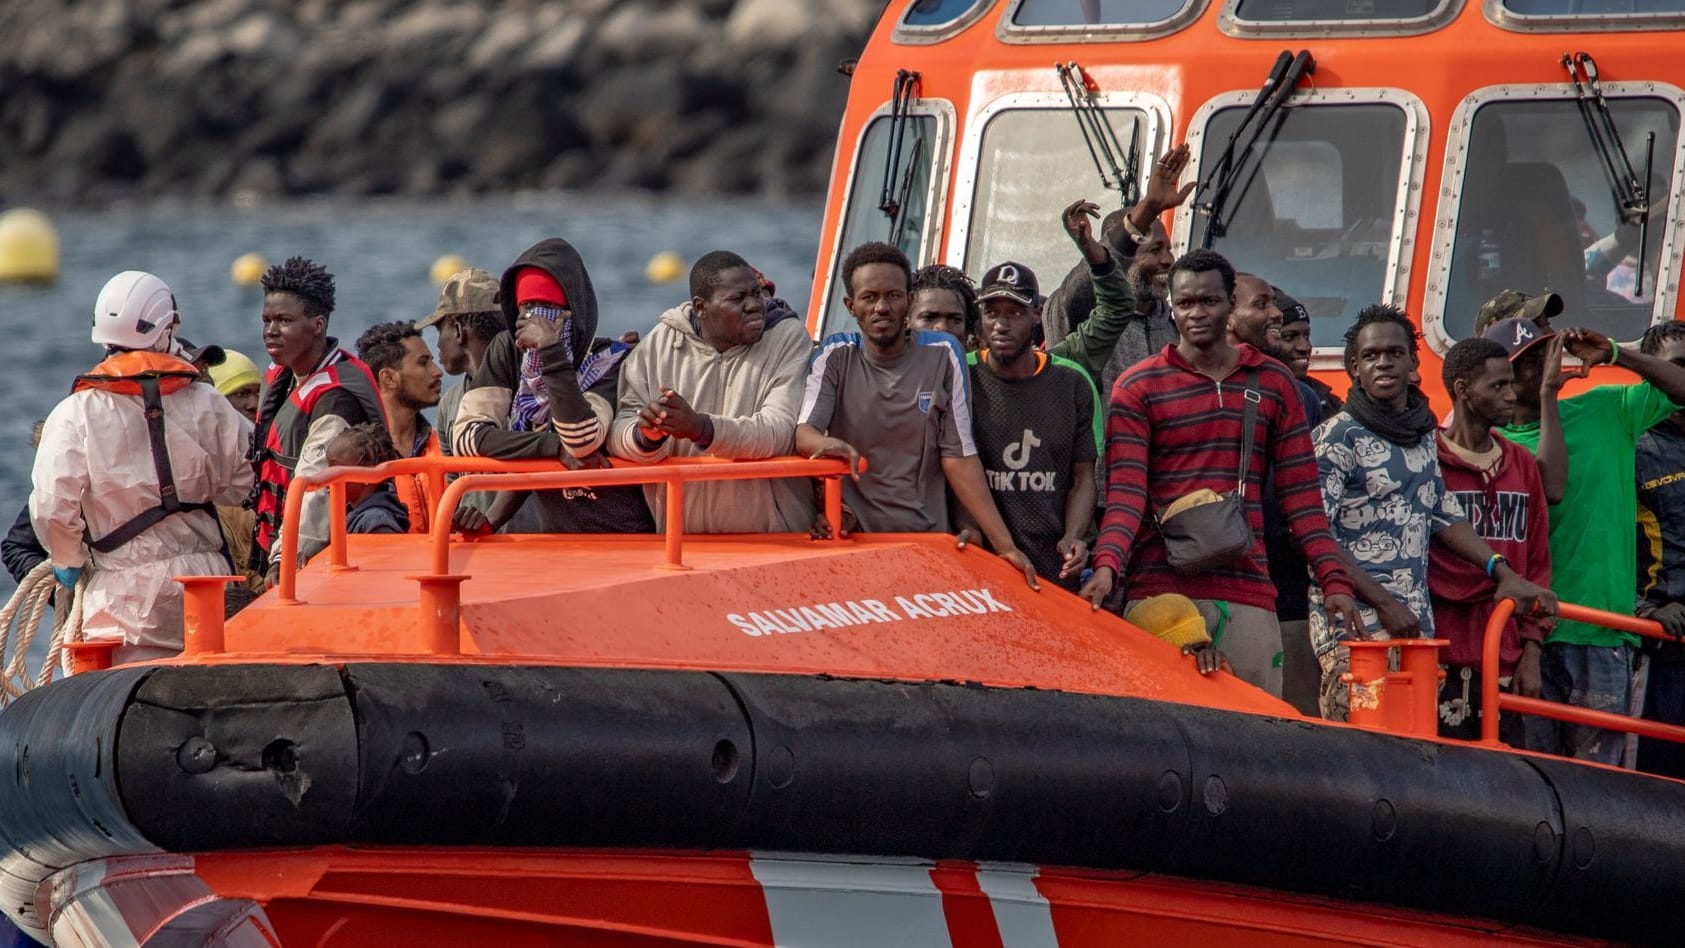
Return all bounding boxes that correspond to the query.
[87,376,216,554]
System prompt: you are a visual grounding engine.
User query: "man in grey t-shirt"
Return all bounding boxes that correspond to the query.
[796,241,1038,587]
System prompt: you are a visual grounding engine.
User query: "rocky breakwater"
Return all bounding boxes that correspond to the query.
[0,0,882,203]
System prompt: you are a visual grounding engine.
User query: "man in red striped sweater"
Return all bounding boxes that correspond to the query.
[1080,249,1362,697]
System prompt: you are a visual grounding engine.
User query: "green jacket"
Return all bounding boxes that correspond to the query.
[1044,255,1137,387]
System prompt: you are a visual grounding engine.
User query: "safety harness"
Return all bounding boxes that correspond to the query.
[71,352,215,554]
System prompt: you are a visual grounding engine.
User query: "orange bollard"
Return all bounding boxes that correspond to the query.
[1396,638,1450,738]
[65,640,118,675]
[1344,639,1448,738]
[409,574,468,656]
[177,575,245,656]
[1344,641,1396,732]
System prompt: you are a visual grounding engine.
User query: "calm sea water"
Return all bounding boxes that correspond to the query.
[0,191,824,614]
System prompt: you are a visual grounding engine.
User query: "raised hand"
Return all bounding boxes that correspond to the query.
[1142,143,1196,213]
[1562,327,1615,367]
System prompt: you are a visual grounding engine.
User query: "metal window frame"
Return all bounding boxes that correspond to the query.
[815,98,957,337]
[948,87,1171,275]
[1176,88,1431,368]
[1217,0,1462,38]
[1420,81,1685,355]
[1482,0,1685,33]
[996,0,1210,43]
[893,0,999,44]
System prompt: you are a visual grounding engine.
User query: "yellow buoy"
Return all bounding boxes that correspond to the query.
[431,254,468,286]
[0,208,60,284]
[231,253,268,287]
[645,251,684,284]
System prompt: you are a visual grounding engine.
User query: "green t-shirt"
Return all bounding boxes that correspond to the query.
[1500,382,1677,647]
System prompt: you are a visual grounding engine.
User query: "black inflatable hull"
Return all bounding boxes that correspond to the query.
[2,663,1682,944]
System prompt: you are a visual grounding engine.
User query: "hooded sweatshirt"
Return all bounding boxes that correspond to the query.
[1430,430,1551,673]
[608,303,814,532]
[453,238,654,533]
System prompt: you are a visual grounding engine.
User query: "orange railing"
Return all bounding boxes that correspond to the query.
[1480,599,1685,748]
[271,455,858,653]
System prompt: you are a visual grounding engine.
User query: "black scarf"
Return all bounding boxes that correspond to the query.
[1342,384,1438,446]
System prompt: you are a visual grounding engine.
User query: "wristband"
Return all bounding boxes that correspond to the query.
[1485,553,1508,578]
[1608,344,1619,366]
[1121,212,1150,246]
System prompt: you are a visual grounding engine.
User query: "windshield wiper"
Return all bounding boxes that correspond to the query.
[1564,51,1654,295]
[1200,50,1315,249]
[879,69,922,238]
[1193,50,1291,214]
[1056,61,1141,206]
[888,136,926,250]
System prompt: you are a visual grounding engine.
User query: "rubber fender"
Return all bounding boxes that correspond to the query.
[116,664,357,852]
[1525,755,1685,944]
[1166,708,1561,928]
[716,673,1192,867]
[0,666,157,940]
[344,664,754,848]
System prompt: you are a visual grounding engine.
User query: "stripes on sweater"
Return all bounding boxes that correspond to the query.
[1091,343,1354,612]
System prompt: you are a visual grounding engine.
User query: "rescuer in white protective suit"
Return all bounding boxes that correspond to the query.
[30,271,254,662]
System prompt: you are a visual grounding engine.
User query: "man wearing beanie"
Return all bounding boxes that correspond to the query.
[454,238,654,532]
[208,349,263,422]
[1272,285,1342,419]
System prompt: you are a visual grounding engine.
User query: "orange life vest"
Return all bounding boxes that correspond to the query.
[393,424,442,534]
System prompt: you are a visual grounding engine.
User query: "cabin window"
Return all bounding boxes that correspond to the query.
[1008,0,1195,24]
[895,0,996,41]
[822,113,942,336]
[1230,0,1442,20]
[962,106,1151,292]
[902,0,991,27]
[1189,102,1412,348]
[1436,97,1679,344]
[1501,0,1685,13]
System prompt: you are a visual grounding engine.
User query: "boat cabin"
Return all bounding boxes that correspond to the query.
[810,0,1685,404]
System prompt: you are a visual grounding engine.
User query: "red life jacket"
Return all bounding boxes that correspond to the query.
[71,351,216,553]
[250,347,384,567]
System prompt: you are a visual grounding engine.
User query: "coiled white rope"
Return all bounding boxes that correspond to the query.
[0,561,84,704]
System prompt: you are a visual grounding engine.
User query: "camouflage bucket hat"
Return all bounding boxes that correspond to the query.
[1473,289,1564,337]
[417,267,500,329]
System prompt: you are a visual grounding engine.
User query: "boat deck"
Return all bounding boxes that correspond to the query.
[213,531,1291,716]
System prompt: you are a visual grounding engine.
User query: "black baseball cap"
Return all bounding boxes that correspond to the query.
[977,261,1039,307]
[1482,317,1556,360]
[177,336,226,367]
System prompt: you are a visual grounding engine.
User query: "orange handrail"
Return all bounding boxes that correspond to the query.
[276,455,859,604]
[426,457,859,576]
[1479,599,1685,749]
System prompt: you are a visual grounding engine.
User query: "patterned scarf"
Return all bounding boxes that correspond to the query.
[510,305,631,431]
[512,304,573,431]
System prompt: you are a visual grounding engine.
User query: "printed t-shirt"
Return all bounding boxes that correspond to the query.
[1309,416,1464,658]
[799,331,974,533]
[966,350,1098,587]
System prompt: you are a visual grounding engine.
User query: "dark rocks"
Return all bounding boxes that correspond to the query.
[0,0,879,205]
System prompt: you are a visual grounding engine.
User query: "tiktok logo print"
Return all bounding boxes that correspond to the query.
[988,428,1058,491]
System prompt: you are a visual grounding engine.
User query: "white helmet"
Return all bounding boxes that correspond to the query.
[92,270,179,351]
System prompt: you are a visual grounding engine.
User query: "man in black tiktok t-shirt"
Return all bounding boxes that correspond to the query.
[964,259,1100,591]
